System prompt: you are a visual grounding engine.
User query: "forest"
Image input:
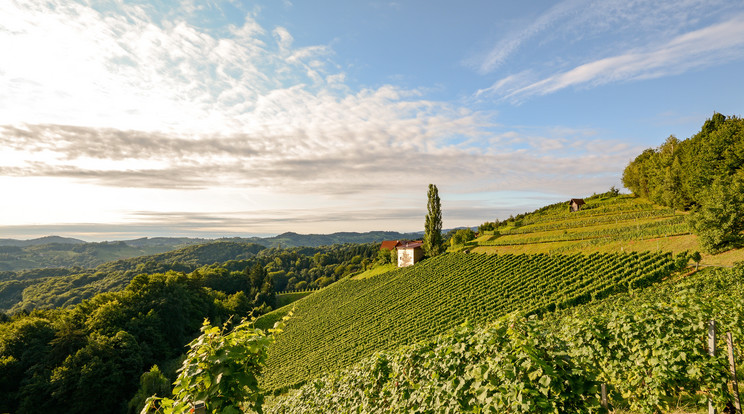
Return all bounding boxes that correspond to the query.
[0,242,378,413]
[0,241,378,313]
[623,113,744,252]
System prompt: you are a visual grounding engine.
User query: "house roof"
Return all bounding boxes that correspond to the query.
[396,241,423,249]
[380,240,401,250]
[569,198,586,205]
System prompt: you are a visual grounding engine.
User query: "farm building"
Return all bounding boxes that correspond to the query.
[397,241,424,267]
[379,240,402,251]
[569,198,586,212]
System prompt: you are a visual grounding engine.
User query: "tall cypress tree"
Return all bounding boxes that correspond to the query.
[423,184,444,256]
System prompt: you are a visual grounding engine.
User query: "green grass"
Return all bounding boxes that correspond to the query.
[275,291,314,308]
[350,263,396,279]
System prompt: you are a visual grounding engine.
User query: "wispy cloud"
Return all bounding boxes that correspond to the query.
[471,0,743,101]
[478,14,744,101]
[472,0,586,74]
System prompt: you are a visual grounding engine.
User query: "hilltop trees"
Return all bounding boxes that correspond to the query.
[622,113,744,253]
[423,184,444,257]
[688,175,744,253]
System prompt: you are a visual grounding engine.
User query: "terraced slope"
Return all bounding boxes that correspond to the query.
[259,250,682,392]
[467,193,744,267]
[475,194,689,252]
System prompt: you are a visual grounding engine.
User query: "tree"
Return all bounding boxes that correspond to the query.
[423,184,444,257]
[450,228,476,247]
[142,318,279,414]
[128,365,171,414]
[688,176,744,254]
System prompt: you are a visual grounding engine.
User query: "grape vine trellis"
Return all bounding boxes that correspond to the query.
[267,265,744,414]
[259,251,683,392]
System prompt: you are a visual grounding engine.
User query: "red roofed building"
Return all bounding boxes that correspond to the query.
[396,241,423,267]
[380,240,402,251]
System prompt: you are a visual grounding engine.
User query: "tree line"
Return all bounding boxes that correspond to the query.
[0,242,379,313]
[0,242,378,413]
[622,113,744,253]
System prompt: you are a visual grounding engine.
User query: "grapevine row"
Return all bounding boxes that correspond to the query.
[258,251,683,392]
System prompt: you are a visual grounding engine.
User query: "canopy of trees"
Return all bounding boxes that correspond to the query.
[0,242,378,413]
[622,113,744,252]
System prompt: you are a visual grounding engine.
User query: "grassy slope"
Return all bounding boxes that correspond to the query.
[259,193,742,394]
[472,193,741,267]
[259,250,679,392]
[267,265,743,414]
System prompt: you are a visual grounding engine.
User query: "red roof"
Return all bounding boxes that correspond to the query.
[396,241,423,249]
[380,240,401,250]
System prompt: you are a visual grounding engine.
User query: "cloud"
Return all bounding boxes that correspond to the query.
[479,14,744,101]
[0,121,636,197]
[0,0,643,238]
[472,0,587,74]
[471,0,738,74]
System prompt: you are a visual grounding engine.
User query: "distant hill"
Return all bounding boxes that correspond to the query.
[0,240,267,312]
[239,231,422,248]
[0,235,86,247]
[0,232,420,272]
[0,238,206,272]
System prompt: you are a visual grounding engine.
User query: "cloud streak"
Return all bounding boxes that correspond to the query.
[478,14,744,100]
[0,122,636,196]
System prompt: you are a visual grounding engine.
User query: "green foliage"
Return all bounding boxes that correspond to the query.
[423,184,444,257]
[269,316,603,413]
[477,220,499,233]
[449,228,475,246]
[0,271,233,413]
[143,314,290,414]
[622,114,744,249]
[258,251,681,392]
[688,176,744,253]
[269,265,744,413]
[129,365,172,414]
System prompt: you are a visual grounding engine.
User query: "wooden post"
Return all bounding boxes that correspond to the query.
[193,401,206,414]
[601,383,608,409]
[727,332,742,414]
[710,320,717,414]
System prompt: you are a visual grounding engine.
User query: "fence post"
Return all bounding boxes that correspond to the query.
[727,332,742,414]
[710,320,717,414]
[601,383,608,409]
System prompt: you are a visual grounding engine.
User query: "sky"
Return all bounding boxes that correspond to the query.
[1,0,744,241]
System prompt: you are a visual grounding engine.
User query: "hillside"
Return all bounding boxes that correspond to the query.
[0,241,267,312]
[241,231,423,248]
[267,263,744,413]
[258,249,683,392]
[0,232,419,272]
[470,192,744,266]
[0,241,382,313]
[0,238,209,272]
[257,192,741,394]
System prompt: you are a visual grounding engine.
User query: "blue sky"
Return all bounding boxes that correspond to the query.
[1,0,743,241]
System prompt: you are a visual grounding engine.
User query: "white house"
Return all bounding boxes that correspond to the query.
[396,241,424,267]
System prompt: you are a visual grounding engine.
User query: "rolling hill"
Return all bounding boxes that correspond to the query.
[256,192,703,393]
[0,231,421,272]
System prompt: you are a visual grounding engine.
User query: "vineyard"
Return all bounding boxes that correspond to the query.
[266,264,744,413]
[257,250,684,392]
[470,193,710,259]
